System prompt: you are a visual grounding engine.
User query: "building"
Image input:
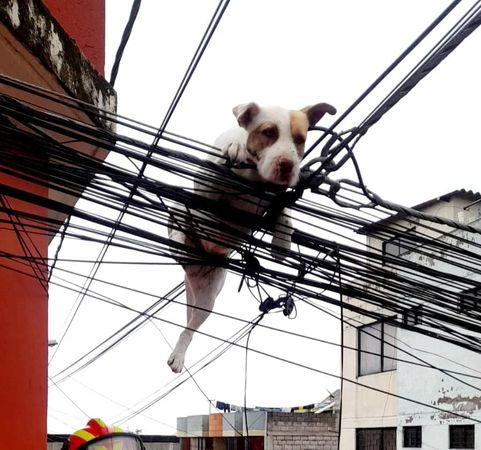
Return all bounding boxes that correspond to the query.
[0,1,115,448]
[339,190,481,450]
[177,392,340,450]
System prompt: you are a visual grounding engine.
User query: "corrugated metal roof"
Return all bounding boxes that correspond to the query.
[409,189,481,212]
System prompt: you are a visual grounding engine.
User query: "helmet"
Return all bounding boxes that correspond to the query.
[62,418,145,450]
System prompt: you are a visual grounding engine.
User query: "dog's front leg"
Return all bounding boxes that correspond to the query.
[271,208,294,261]
[167,265,227,373]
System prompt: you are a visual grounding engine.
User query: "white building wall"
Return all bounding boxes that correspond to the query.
[395,212,481,449]
[340,193,481,450]
[339,301,397,450]
[397,326,481,449]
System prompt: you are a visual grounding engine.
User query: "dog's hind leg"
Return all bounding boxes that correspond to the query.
[167,265,227,373]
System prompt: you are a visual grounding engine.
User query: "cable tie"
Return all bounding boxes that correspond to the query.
[259,297,280,314]
[328,182,341,200]
[298,261,308,279]
[283,296,295,317]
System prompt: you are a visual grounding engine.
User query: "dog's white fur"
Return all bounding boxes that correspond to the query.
[167,101,336,373]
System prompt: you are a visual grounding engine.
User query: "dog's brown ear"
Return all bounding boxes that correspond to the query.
[233,102,260,128]
[301,103,336,127]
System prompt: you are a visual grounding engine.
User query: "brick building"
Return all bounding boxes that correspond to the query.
[266,411,339,450]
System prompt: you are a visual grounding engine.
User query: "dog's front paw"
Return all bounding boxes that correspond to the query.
[167,351,185,373]
[214,128,249,165]
[223,141,247,164]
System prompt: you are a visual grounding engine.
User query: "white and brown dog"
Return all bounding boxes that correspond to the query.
[167,101,336,373]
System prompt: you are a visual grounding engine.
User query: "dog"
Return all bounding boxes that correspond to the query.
[167,101,336,373]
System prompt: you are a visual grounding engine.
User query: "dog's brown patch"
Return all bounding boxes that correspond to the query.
[246,122,279,159]
[289,111,309,156]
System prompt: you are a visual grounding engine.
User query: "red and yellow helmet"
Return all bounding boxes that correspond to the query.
[62,418,145,450]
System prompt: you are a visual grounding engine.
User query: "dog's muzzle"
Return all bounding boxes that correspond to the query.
[274,157,298,185]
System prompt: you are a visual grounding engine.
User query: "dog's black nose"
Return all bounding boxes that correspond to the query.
[278,158,294,175]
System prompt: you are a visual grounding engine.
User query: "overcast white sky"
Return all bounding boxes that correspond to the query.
[47,0,481,436]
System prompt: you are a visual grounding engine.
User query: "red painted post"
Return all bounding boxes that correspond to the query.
[0,175,48,450]
[0,2,106,449]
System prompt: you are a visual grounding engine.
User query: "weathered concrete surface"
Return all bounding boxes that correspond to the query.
[0,0,116,129]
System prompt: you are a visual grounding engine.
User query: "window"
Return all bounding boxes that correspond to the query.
[356,427,396,450]
[358,321,397,376]
[449,424,474,449]
[383,228,416,262]
[403,305,423,326]
[403,426,422,448]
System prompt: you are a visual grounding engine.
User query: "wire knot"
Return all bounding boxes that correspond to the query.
[258,294,295,317]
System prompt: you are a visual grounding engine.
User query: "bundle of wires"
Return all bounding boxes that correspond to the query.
[0,72,480,360]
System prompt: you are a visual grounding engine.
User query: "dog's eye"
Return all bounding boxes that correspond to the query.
[293,135,305,145]
[262,127,277,139]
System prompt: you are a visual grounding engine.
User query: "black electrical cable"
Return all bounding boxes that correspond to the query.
[301,296,481,395]
[303,1,481,180]
[303,0,462,159]
[243,313,264,450]
[152,0,231,146]
[49,215,70,284]
[51,282,186,382]
[109,0,142,86]
[48,376,90,419]
[337,255,343,450]
[0,195,48,292]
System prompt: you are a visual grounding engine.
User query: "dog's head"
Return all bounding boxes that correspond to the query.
[233,102,336,186]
